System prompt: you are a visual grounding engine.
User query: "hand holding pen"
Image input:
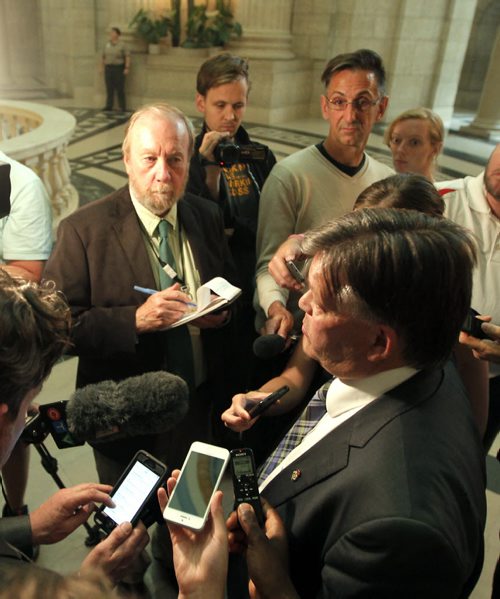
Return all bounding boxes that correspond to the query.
[134,282,197,334]
[134,285,197,308]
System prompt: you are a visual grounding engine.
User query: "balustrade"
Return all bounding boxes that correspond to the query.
[0,101,78,235]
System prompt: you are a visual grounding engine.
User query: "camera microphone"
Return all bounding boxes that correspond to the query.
[253,334,300,359]
[214,141,268,166]
[66,371,189,444]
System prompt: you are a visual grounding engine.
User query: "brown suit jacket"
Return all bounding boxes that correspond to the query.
[45,186,237,384]
[44,187,239,465]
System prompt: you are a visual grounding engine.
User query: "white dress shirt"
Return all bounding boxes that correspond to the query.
[260,366,418,491]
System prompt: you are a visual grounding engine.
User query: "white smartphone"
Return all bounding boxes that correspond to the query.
[163,441,230,530]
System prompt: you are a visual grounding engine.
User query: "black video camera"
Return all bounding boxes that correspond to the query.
[21,401,84,449]
[214,141,268,166]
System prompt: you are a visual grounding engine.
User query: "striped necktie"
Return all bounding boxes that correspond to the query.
[258,379,333,485]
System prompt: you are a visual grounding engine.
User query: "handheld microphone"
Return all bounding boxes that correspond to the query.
[66,371,189,444]
[253,334,300,359]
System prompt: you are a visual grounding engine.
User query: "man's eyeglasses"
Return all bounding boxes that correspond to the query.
[324,96,380,113]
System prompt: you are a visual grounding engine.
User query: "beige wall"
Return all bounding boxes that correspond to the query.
[456,0,500,111]
[290,0,478,125]
[0,0,43,86]
[0,0,498,129]
[39,0,96,98]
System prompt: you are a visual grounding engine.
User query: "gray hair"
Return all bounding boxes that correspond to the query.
[301,208,476,369]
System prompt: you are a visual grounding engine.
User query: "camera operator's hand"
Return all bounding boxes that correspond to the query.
[30,483,114,545]
[199,130,230,163]
[199,130,230,202]
[80,520,149,585]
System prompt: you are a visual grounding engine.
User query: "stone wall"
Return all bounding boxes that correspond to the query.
[39,0,96,98]
[0,0,497,130]
[455,0,500,111]
[0,0,43,90]
[290,0,478,125]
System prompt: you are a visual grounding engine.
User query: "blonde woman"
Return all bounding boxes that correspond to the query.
[385,107,444,181]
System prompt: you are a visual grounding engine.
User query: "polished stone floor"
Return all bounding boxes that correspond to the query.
[11,98,500,598]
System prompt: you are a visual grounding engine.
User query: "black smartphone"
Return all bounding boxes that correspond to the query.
[230,448,264,527]
[286,260,305,284]
[461,308,489,340]
[94,450,168,535]
[247,385,289,418]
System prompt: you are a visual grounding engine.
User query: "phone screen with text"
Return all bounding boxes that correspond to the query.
[103,461,160,525]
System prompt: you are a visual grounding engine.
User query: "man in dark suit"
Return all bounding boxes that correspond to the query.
[222,208,486,598]
[44,103,238,483]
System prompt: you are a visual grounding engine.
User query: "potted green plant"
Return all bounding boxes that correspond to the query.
[182,0,242,49]
[130,8,172,53]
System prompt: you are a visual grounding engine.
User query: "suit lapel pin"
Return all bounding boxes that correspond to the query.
[291,469,301,481]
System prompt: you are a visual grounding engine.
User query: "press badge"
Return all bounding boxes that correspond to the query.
[163,263,178,279]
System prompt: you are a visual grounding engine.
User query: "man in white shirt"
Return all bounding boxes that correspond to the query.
[0,149,52,558]
[224,208,486,598]
[439,144,500,449]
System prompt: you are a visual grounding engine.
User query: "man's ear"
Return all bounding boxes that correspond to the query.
[367,323,398,363]
[376,95,389,122]
[195,93,206,115]
[0,403,9,421]
[123,151,130,174]
[320,94,330,121]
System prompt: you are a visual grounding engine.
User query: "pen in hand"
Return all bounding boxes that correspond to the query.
[133,285,197,308]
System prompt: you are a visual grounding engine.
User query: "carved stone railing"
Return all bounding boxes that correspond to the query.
[0,101,79,234]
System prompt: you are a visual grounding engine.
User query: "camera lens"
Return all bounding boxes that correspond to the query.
[214,142,240,165]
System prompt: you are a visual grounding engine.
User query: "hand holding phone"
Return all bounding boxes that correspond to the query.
[286,260,305,285]
[230,448,264,527]
[94,450,167,535]
[247,385,289,419]
[163,442,230,530]
[461,308,489,340]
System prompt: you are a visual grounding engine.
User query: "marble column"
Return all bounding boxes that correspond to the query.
[0,2,13,86]
[230,0,295,59]
[221,0,312,123]
[461,26,500,140]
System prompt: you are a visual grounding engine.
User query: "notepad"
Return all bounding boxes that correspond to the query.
[166,277,241,329]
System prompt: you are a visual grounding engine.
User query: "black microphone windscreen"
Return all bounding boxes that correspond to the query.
[66,371,189,443]
[253,334,286,359]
